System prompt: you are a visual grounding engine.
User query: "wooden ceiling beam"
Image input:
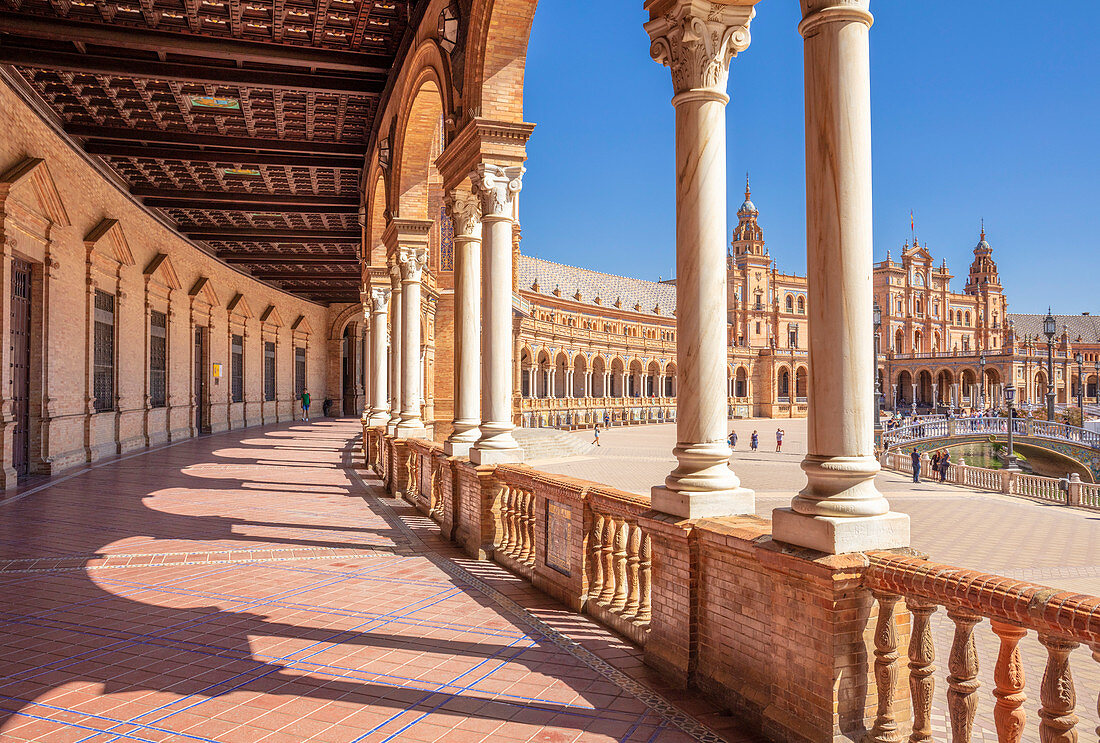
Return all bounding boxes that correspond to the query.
[0,13,393,73]
[87,142,361,169]
[256,273,361,281]
[0,44,384,93]
[220,253,359,264]
[186,228,360,241]
[69,125,366,156]
[132,188,360,208]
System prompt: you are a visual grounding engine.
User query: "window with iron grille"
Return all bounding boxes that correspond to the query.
[231,334,243,403]
[93,290,115,412]
[294,347,306,398]
[264,341,276,401]
[150,310,167,408]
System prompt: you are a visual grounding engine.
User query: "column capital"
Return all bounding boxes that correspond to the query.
[470,164,524,220]
[397,245,428,283]
[644,0,759,98]
[444,189,483,238]
[370,287,391,314]
[387,255,402,291]
[798,0,873,38]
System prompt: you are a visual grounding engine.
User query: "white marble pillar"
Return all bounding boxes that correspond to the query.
[772,0,909,553]
[646,0,756,518]
[470,164,525,465]
[443,190,483,456]
[396,245,428,439]
[387,260,402,435]
[367,287,391,426]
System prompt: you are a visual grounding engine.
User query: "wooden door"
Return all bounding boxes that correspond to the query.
[10,259,31,478]
[194,328,205,433]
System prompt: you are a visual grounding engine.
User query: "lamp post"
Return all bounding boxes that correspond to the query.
[1004,383,1018,469]
[1043,308,1057,420]
[1076,352,1085,419]
[979,351,986,413]
[910,382,917,418]
[873,301,882,438]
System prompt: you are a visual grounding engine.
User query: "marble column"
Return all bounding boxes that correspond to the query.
[444,190,483,456]
[387,259,402,435]
[772,0,909,553]
[470,164,525,465]
[646,0,757,518]
[367,287,391,426]
[396,244,428,439]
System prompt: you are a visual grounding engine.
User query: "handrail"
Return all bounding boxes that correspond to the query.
[882,416,1100,450]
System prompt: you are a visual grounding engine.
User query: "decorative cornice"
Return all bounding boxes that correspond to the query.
[645,0,758,97]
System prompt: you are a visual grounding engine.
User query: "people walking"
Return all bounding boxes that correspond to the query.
[775,428,785,452]
[592,423,601,447]
[911,449,921,483]
[728,430,738,449]
[750,430,759,452]
[301,389,311,422]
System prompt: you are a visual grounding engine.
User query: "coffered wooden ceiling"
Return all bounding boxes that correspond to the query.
[0,0,426,303]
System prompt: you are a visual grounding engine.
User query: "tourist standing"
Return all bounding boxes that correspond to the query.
[728,430,737,449]
[775,428,785,452]
[592,424,601,447]
[301,389,311,422]
[939,450,951,482]
[930,451,941,475]
[911,449,921,483]
[750,430,759,452]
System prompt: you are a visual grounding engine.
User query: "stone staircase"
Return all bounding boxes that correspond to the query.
[514,427,596,462]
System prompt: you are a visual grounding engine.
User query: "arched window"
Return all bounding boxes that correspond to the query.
[797,296,805,314]
[778,368,790,400]
[964,311,971,326]
[785,295,794,312]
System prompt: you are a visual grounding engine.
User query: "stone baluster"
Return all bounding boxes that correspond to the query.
[623,526,642,618]
[1037,634,1079,743]
[588,513,606,601]
[991,620,1027,743]
[636,533,652,624]
[610,520,629,613]
[907,600,937,743]
[867,592,902,743]
[644,0,757,519]
[521,490,535,565]
[499,485,514,555]
[946,609,982,743]
[598,516,617,604]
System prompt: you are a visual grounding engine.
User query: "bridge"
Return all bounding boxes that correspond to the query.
[881,415,1100,482]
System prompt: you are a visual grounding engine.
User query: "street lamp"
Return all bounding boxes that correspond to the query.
[873,301,882,437]
[1004,382,1018,469]
[1043,308,1057,420]
[1076,352,1085,419]
[979,351,986,412]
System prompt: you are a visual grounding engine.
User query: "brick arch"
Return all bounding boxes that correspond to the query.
[366,173,388,267]
[328,303,365,341]
[392,77,445,221]
[464,0,538,123]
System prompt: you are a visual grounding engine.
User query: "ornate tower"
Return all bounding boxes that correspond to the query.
[965,223,1001,293]
[730,177,765,257]
[728,177,773,348]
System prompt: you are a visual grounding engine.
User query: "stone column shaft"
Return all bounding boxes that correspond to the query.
[444,191,483,456]
[470,164,525,465]
[368,288,390,426]
[396,244,428,439]
[387,263,402,435]
[772,0,909,553]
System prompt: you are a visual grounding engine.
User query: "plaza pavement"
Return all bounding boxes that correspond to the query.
[535,419,1100,741]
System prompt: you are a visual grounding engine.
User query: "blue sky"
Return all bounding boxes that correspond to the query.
[517,2,1099,315]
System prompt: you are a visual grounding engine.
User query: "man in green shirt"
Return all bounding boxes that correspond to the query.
[301,389,311,422]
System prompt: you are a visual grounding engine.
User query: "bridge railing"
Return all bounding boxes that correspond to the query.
[883,416,1098,450]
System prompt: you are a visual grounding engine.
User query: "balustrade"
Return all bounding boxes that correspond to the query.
[497,483,536,568]
[586,507,652,632]
[867,555,1100,743]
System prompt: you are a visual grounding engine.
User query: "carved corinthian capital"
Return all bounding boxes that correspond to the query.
[644,0,758,97]
[387,255,401,290]
[370,287,391,314]
[444,190,482,238]
[470,164,524,219]
[397,245,428,283]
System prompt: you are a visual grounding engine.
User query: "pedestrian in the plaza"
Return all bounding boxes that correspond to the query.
[930,451,941,474]
[939,450,951,482]
[911,449,921,483]
[728,430,737,449]
[775,428,785,452]
[301,388,311,422]
[750,430,759,452]
[592,423,601,447]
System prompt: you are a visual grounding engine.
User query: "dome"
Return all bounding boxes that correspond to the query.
[738,197,757,216]
[974,223,991,253]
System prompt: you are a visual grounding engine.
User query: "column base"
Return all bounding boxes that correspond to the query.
[650,485,755,519]
[367,411,390,427]
[771,507,910,555]
[395,422,428,440]
[443,440,475,458]
[386,419,399,436]
[470,446,525,465]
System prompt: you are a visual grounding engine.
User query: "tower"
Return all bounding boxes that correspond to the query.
[965,222,1001,293]
[728,176,773,348]
[730,177,765,258]
[965,223,1007,351]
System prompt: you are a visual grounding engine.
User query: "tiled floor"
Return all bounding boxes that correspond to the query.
[0,420,760,743]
